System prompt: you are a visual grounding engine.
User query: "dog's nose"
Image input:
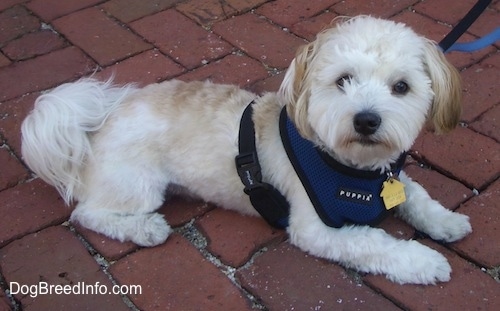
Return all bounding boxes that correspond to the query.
[353,112,381,136]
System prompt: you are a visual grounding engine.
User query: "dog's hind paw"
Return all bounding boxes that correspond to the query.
[385,240,451,285]
[131,213,172,247]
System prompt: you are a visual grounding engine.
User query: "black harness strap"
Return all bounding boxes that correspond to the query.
[235,102,290,229]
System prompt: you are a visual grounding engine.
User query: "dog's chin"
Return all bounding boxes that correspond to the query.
[351,137,380,146]
[331,136,401,170]
[346,135,392,149]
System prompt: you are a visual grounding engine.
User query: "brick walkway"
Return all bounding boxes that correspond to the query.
[0,0,499,310]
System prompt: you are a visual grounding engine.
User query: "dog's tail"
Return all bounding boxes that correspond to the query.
[21,78,136,204]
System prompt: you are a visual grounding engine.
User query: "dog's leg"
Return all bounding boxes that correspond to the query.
[71,205,171,247]
[396,171,472,242]
[287,196,453,284]
[70,158,172,247]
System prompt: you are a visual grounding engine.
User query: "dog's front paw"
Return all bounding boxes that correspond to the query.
[131,213,172,247]
[386,240,451,285]
[426,210,472,243]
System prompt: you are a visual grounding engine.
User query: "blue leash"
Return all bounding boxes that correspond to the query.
[446,27,500,52]
[439,0,498,53]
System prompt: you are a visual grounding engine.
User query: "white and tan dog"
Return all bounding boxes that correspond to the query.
[21,16,472,284]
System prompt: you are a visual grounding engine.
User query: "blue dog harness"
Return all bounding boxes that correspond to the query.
[279,108,406,228]
[235,104,405,229]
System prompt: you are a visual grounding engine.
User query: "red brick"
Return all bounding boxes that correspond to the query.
[256,0,337,28]
[159,195,215,227]
[452,180,500,268]
[213,13,308,69]
[1,30,67,60]
[0,46,95,101]
[73,223,138,262]
[101,0,180,23]
[391,11,452,43]
[494,0,500,11]
[0,6,39,44]
[0,146,28,191]
[414,0,483,25]
[377,215,415,241]
[403,163,473,210]
[177,0,268,26]
[94,49,185,87]
[0,226,130,310]
[27,0,103,21]
[236,243,400,310]
[0,179,71,247]
[248,71,285,94]
[364,240,500,311]
[131,9,233,70]
[178,53,269,87]
[460,53,500,122]
[0,92,38,155]
[197,209,285,267]
[0,290,12,311]
[332,0,415,18]
[109,234,253,311]
[291,11,338,41]
[0,53,10,67]
[412,127,499,190]
[391,11,494,69]
[176,0,236,25]
[0,0,27,12]
[469,103,500,142]
[53,7,152,66]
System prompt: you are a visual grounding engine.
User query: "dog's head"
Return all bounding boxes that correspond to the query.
[279,16,461,170]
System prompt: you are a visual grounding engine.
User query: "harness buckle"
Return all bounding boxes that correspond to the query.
[235,152,263,193]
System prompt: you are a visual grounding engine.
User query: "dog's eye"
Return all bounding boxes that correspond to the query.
[392,81,409,95]
[336,75,353,88]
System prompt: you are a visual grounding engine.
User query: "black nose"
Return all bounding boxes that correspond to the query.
[353,112,381,136]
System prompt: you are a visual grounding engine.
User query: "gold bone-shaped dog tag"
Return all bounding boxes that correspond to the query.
[380,178,406,210]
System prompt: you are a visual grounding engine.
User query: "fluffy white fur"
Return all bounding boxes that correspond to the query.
[21,16,471,284]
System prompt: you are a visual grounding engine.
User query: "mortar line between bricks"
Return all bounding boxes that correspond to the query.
[11,14,101,75]
[446,244,500,283]
[174,219,268,310]
[362,280,409,311]
[462,104,500,144]
[457,50,497,71]
[248,10,312,44]
[0,271,21,311]
[64,222,141,311]
[25,1,108,23]
[406,153,476,199]
[86,13,189,74]
[96,4,240,73]
[0,141,30,173]
[408,150,490,194]
[94,7,167,63]
[172,2,269,31]
[0,212,66,249]
[7,7,95,69]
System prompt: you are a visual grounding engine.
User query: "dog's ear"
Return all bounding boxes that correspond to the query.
[279,41,318,139]
[423,40,462,133]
